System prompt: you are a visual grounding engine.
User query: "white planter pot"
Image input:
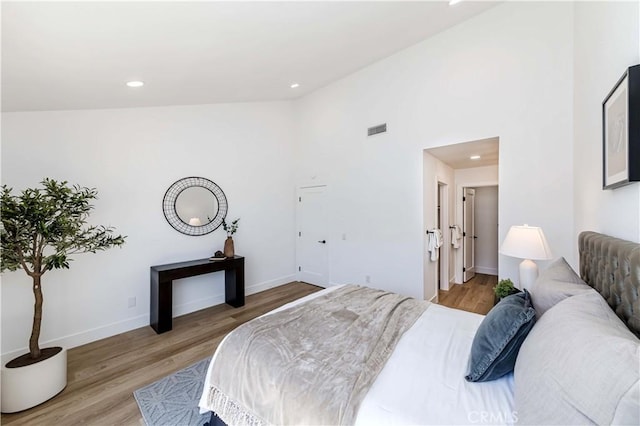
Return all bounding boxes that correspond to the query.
[1,347,67,413]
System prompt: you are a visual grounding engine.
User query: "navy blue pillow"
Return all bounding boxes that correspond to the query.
[465,290,536,382]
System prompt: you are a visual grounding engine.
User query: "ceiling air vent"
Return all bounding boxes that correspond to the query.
[367,123,387,136]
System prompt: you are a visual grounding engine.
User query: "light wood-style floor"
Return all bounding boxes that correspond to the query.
[1,282,322,426]
[2,278,493,425]
[437,273,497,315]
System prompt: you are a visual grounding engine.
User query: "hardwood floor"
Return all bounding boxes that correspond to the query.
[437,273,497,315]
[1,282,322,426]
[2,278,492,425]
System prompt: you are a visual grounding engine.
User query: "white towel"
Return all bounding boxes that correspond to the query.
[427,229,443,261]
[427,233,436,261]
[451,226,462,249]
[434,229,443,248]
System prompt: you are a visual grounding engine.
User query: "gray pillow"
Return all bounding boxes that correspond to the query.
[465,290,536,382]
[514,292,640,425]
[529,257,594,318]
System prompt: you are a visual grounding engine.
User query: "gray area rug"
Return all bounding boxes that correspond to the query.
[134,357,211,426]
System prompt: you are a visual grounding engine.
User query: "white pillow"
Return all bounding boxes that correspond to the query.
[514,292,640,425]
[529,257,594,318]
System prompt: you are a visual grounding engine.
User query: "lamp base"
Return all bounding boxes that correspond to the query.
[519,259,539,291]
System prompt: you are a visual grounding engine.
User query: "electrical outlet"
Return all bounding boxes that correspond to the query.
[365,275,371,284]
[128,297,136,308]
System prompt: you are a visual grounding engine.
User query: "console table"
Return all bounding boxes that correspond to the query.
[150,256,245,334]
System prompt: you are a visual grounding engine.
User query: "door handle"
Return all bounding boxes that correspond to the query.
[318,240,326,244]
[473,236,478,239]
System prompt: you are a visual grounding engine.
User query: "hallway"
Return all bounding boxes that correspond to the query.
[437,273,496,315]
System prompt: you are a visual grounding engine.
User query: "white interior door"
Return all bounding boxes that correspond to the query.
[296,186,329,287]
[463,187,476,282]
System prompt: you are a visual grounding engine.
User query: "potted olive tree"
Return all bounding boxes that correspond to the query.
[0,179,125,413]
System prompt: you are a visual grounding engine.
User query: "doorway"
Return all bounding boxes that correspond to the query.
[463,187,476,282]
[423,136,499,301]
[296,185,329,287]
[471,186,499,276]
[462,185,499,281]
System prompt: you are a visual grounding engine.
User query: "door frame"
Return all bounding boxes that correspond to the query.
[454,179,498,284]
[436,180,450,291]
[295,184,330,286]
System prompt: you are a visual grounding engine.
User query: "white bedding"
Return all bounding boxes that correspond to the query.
[199,285,515,425]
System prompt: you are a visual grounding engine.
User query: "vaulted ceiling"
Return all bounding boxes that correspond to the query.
[2,1,498,112]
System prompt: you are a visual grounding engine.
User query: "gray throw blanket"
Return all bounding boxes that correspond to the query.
[204,285,430,425]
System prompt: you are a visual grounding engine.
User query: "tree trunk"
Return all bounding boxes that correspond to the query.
[29,274,43,359]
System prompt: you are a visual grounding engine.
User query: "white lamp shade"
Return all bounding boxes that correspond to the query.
[500,225,552,260]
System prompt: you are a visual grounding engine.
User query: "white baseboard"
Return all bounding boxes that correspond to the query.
[173,294,226,318]
[1,274,297,364]
[2,314,150,365]
[440,275,462,291]
[246,274,296,295]
[476,266,498,275]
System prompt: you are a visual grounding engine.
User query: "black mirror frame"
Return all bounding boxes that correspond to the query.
[162,176,228,236]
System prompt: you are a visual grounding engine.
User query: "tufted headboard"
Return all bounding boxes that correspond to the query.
[579,231,640,337]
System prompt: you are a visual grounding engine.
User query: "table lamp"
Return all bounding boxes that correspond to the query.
[500,224,552,290]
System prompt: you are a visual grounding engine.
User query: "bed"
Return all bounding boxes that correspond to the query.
[198,231,640,425]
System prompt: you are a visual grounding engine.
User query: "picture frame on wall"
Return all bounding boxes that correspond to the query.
[603,64,639,189]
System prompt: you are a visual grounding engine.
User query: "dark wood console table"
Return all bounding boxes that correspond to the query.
[150,256,245,334]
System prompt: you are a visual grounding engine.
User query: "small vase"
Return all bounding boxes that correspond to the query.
[223,237,235,258]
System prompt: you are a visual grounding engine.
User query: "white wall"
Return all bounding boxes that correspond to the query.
[294,2,575,299]
[573,1,640,251]
[5,0,634,360]
[1,101,296,360]
[474,186,499,276]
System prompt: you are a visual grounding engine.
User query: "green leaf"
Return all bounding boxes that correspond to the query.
[1,179,126,275]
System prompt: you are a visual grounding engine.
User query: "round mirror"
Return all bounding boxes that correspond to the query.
[163,177,228,236]
[175,186,219,225]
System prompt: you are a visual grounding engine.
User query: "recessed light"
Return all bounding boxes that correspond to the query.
[470,155,481,160]
[449,0,463,5]
[290,83,300,89]
[126,81,144,88]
